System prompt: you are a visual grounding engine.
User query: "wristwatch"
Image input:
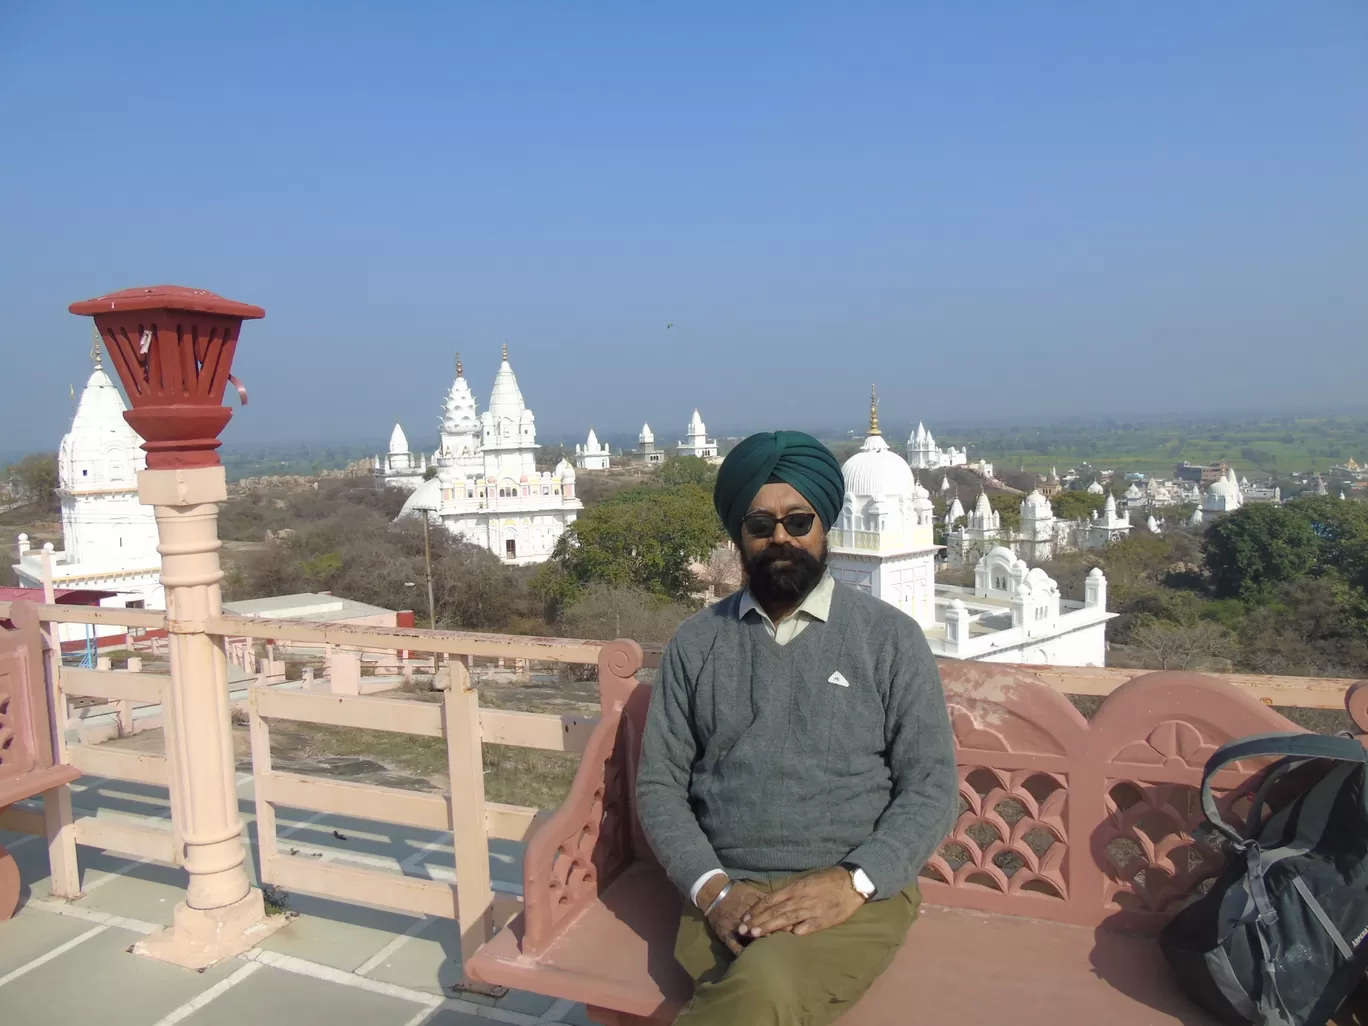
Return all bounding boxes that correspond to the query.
[839,862,876,900]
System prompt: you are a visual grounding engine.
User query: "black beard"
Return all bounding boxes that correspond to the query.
[743,540,828,606]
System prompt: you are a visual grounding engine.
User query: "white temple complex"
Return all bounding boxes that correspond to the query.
[575,428,611,470]
[943,486,1131,570]
[828,392,1113,667]
[381,348,582,566]
[12,338,164,644]
[907,422,966,471]
[677,410,720,462]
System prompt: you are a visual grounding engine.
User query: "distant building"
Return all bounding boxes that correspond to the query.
[907,422,967,471]
[676,410,720,462]
[386,348,583,566]
[1176,461,1231,487]
[629,423,665,466]
[1201,467,1244,516]
[575,428,611,471]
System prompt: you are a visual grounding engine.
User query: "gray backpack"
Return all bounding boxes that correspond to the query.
[1160,733,1368,1026]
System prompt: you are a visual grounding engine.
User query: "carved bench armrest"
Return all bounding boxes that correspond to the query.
[521,640,646,957]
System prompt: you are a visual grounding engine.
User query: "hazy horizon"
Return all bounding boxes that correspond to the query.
[2,3,1365,452]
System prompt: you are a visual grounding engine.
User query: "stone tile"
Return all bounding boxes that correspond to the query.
[0,925,238,1026]
[425,1003,518,1025]
[558,1004,600,1026]
[495,987,557,1017]
[258,894,423,973]
[361,916,463,996]
[0,907,93,977]
[181,963,422,1026]
[68,862,187,926]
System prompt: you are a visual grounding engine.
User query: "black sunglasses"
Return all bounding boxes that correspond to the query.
[742,511,818,539]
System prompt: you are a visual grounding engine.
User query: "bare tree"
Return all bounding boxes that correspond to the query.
[1126,615,1232,671]
[699,544,742,600]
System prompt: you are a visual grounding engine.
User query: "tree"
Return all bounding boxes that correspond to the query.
[557,584,694,644]
[538,484,723,605]
[1204,503,1319,600]
[987,493,1022,532]
[8,453,58,507]
[1051,490,1106,521]
[1285,495,1368,590]
[1127,615,1232,671]
[658,455,717,489]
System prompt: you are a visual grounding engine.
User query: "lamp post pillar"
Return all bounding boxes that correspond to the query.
[69,286,282,968]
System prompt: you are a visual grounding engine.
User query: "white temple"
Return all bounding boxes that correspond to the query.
[828,392,1113,667]
[828,396,939,626]
[375,423,429,490]
[630,423,665,466]
[1201,467,1244,516]
[574,428,611,471]
[12,338,164,642]
[907,422,967,471]
[677,410,720,462]
[381,348,583,566]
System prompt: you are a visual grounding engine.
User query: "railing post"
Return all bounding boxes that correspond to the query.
[39,619,81,901]
[130,466,281,968]
[443,661,497,982]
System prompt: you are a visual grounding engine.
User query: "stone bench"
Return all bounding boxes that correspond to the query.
[0,603,80,920]
[468,641,1361,1024]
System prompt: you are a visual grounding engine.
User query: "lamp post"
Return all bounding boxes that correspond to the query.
[69,285,281,968]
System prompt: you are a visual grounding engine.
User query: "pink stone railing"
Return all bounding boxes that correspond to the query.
[921,662,1341,930]
[516,653,1368,953]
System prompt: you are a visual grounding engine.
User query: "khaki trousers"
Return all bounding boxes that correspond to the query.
[672,876,920,1026]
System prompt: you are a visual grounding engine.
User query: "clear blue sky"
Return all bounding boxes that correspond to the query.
[2,3,1365,450]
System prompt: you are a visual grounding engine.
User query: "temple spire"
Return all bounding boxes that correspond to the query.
[90,324,104,368]
[868,385,881,436]
[456,351,463,377]
[502,342,508,362]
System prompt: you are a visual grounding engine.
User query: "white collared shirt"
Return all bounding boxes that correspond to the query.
[736,571,835,646]
[690,572,876,905]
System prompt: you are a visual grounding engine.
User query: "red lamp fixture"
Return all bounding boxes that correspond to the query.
[69,286,264,470]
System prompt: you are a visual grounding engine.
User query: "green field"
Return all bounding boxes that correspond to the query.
[942,416,1368,480]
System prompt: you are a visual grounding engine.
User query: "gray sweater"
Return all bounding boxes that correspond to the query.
[637,582,958,901]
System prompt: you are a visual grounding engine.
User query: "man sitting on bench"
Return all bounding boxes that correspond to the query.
[637,430,959,1025]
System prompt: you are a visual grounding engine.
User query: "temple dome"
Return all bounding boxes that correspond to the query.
[842,433,916,500]
[389,423,410,454]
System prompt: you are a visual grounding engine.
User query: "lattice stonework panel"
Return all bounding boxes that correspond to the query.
[545,746,632,931]
[1100,780,1240,919]
[922,765,1069,902]
[0,651,37,780]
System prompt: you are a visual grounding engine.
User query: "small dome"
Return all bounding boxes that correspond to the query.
[389,423,410,454]
[842,433,917,500]
[640,423,654,444]
[1086,480,1104,495]
[1087,567,1104,579]
[398,477,442,519]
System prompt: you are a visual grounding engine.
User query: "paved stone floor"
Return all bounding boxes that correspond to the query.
[0,773,595,1026]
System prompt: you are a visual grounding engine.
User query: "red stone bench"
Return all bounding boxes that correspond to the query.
[0,603,80,920]
[468,640,1362,1025]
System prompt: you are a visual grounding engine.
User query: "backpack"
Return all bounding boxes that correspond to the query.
[1160,732,1368,1026]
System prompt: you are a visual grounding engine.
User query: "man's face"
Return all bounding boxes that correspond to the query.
[740,481,829,605]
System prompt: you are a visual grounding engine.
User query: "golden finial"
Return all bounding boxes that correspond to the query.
[456,351,463,377]
[502,342,509,361]
[90,323,104,368]
[869,385,881,436]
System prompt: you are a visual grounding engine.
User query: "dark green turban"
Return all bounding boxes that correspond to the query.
[713,431,846,544]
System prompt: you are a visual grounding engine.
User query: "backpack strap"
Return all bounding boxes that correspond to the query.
[1199,733,1367,847]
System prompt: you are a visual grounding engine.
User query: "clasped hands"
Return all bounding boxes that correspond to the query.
[699,866,867,955]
